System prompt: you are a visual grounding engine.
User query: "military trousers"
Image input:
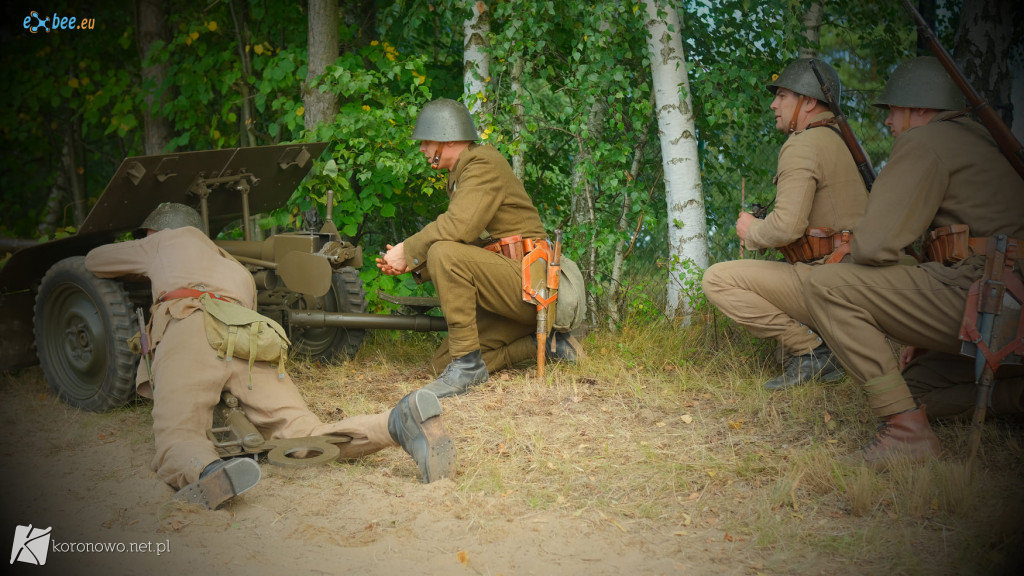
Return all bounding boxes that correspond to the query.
[804,263,968,418]
[702,259,825,356]
[150,312,396,489]
[904,350,1024,421]
[425,241,538,372]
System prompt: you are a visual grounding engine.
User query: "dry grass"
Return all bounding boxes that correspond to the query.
[290,315,1024,576]
[7,311,1023,575]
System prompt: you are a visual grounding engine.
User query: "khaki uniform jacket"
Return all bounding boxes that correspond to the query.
[404,143,547,270]
[85,226,257,390]
[851,111,1024,288]
[746,111,868,250]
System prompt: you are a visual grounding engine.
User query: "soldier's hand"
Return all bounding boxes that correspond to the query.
[735,211,756,244]
[376,242,409,276]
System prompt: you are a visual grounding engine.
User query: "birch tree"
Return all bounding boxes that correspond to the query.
[463,1,490,123]
[642,0,708,321]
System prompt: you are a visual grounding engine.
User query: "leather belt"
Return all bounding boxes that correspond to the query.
[159,288,236,304]
[780,227,852,264]
[484,235,550,261]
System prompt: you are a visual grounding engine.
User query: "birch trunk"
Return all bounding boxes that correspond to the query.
[510,55,526,181]
[463,1,490,123]
[608,125,650,330]
[955,0,1015,126]
[569,101,607,326]
[642,0,708,322]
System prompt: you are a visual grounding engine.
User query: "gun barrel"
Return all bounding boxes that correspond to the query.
[899,0,1024,181]
[809,59,875,191]
[287,310,447,332]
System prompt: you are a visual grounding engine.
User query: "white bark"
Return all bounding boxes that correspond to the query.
[642,0,708,321]
[463,1,490,120]
[510,55,525,180]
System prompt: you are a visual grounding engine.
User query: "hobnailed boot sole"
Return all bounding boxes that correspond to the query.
[391,390,457,482]
[173,458,261,510]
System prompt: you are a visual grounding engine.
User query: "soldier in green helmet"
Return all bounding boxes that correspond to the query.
[803,56,1024,468]
[85,202,457,509]
[702,57,868,390]
[377,98,583,398]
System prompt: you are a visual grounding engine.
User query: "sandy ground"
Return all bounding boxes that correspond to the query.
[1,367,752,576]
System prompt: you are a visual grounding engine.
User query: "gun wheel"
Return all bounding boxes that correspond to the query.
[289,266,367,362]
[34,256,138,412]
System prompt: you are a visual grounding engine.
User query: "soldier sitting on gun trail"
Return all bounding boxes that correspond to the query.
[702,58,868,390]
[803,56,1024,468]
[85,203,456,510]
[376,98,584,398]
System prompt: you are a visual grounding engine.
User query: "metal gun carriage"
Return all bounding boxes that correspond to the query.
[0,143,445,413]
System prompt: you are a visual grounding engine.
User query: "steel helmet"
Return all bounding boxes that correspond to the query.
[411,98,479,142]
[873,56,966,111]
[768,57,841,104]
[139,202,205,233]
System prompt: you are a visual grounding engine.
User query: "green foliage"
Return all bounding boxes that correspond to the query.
[0,0,978,322]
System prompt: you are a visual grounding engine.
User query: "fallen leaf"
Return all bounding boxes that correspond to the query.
[680,414,693,424]
[728,420,743,430]
[824,411,832,423]
[724,532,734,542]
[457,550,469,565]
[656,421,667,428]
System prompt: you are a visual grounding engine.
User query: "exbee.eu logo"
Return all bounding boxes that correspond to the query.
[23,11,95,33]
[10,524,51,566]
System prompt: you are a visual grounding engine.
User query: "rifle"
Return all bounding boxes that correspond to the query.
[898,0,1024,181]
[809,59,876,191]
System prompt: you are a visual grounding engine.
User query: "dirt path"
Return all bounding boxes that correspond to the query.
[1,367,750,576]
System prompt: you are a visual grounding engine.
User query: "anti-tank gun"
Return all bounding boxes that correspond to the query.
[0,143,446,412]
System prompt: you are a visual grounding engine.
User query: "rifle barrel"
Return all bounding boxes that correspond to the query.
[898,0,1024,181]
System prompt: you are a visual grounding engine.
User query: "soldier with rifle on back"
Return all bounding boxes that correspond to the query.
[702,57,869,390]
[802,54,1024,468]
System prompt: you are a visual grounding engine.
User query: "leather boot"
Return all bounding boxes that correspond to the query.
[388,389,456,483]
[423,349,488,398]
[534,331,586,363]
[764,344,845,390]
[173,457,261,510]
[859,405,941,469]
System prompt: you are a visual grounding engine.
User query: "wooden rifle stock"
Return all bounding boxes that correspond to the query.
[898,0,1024,181]
[809,59,876,191]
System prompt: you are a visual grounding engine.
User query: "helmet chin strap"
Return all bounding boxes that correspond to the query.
[431,141,447,169]
[902,108,912,133]
[787,95,805,134]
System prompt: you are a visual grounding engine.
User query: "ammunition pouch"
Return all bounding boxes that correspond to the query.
[925,224,1021,266]
[484,235,530,261]
[925,224,971,264]
[780,227,852,264]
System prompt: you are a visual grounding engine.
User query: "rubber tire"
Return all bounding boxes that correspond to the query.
[34,256,137,412]
[288,266,367,362]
